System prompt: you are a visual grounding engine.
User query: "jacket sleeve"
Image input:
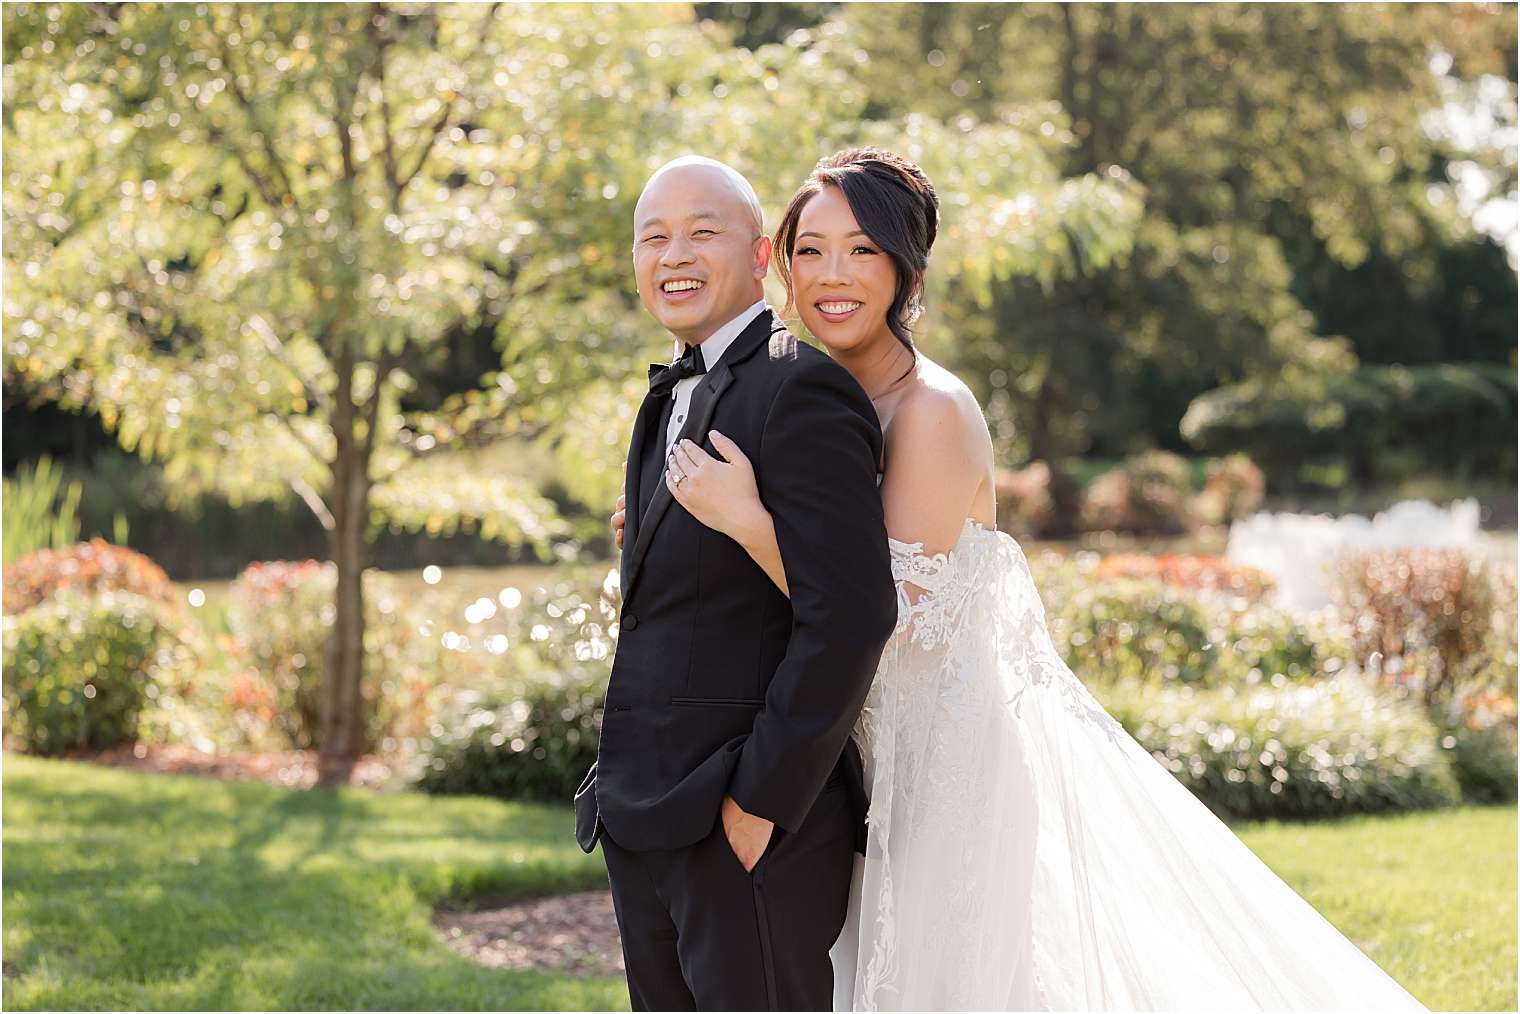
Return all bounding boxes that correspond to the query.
[726,356,898,832]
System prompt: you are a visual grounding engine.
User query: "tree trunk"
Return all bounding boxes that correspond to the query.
[1059,3,1097,174]
[317,343,370,787]
[1028,373,1083,539]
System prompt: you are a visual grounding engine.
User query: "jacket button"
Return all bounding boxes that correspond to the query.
[621,613,638,631]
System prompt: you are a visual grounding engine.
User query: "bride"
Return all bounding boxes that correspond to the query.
[613,147,1427,1011]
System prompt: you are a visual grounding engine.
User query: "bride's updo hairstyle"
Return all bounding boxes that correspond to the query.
[773,147,940,357]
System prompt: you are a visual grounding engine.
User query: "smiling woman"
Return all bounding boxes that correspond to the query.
[774,146,939,362]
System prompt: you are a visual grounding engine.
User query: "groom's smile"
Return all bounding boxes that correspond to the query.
[658,277,707,303]
[632,159,771,345]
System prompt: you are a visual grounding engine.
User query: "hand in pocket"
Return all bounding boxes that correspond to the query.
[721,793,775,873]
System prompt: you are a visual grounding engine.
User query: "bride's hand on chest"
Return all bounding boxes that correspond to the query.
[664,430,770,543]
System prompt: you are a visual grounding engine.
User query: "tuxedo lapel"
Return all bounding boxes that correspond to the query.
[638,396,673,515]
[622,308,779,606]
[624,362,734,604]
[619,392,668,598]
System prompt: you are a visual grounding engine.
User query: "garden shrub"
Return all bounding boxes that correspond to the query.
[995,462,1055,539]
[1080,450,1195,535]
[2,588,184,755]
[4,538,178,616]
[1331,547,1508,710]
[412,566,619,801]
[1440,719,1518,804]
[414,672,604,802]
[1094,552,1276,603]
[226,561,332,749]
[1099,672,1462,821]
[1193,453,1266,525]
[1051,577,1329,689]
[1433,676,1518,804]
[224,560,455,754]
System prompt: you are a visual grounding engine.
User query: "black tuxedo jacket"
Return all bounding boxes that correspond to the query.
[575,308,897,854]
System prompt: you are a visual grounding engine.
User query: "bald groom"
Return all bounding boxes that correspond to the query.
[573,156,896,1010]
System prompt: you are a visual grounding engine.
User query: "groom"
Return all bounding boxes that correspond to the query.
[573,155,897,1010]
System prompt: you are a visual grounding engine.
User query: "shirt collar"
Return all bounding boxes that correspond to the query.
[672,298,769,369]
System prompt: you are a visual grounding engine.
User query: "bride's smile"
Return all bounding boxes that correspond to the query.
[784,180,897,353]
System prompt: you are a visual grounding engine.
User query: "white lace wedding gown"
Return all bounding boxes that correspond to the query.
[828,517,1429,1011]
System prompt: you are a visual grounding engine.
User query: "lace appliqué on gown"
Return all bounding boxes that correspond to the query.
[848,519,1065,1010]
[889,520,1125,740]
[831,519,1427,1012]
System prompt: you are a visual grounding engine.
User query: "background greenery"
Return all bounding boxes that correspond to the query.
[5,2,1515,574]
[1,2,1514,1009]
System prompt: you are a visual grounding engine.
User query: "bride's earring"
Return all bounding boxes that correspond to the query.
[905,292,924,326]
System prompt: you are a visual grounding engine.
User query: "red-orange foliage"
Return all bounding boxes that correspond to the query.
[4,539,179,616]
[1095,552,1276,601]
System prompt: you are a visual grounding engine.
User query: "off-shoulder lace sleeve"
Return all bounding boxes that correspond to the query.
[886,534,962,642]
[884,521,1127,730]
[883,520,1000,654]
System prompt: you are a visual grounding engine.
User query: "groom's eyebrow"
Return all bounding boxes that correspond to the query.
[637,211,722,232]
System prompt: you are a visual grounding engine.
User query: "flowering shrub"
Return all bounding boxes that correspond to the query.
[225,560,331,749]
[1438,685,1517,803]
[1051,577,1330,689]
[1331,547,1510,710]
[1193,453,1266,526]
[224,560,456,754]
[1100,672,1462,820]
[1094,553,1276,603]
[1429,567,1518,803]
[2,588,186,754]
[4,539,179,616]
[1080,450,1195,535]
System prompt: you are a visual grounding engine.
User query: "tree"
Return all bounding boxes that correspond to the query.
[6,2,622,779]
[837,2,1517,503]
[5,2,1139,780]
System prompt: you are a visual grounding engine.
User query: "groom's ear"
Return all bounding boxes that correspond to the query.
[752,233,773,280]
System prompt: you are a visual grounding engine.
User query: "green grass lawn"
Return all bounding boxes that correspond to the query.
[3,754,1514,1011]
[2,755,624,1011]
[1238,804,1516,1012]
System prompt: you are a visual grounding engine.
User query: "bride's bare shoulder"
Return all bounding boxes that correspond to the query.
[880,356,992,552]
[891,356,989,447]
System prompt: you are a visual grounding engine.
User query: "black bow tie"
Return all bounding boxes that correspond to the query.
[648,342,707,399]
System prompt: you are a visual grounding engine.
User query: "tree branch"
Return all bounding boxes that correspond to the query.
[290,475,336,531]
[247,313,332,413]
[273,409,332,467]
[368,4,401,197]
[393,3,502,195]
[396,97,455,195]
[218,14,301,212]
[205,122,285,211]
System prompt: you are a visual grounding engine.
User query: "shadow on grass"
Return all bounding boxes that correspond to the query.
[2,755,622,1011]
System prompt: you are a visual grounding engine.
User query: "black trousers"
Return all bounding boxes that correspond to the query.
[599,770,856,1011]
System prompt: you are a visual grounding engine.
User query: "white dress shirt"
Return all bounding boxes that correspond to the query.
[664,298,768,457]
